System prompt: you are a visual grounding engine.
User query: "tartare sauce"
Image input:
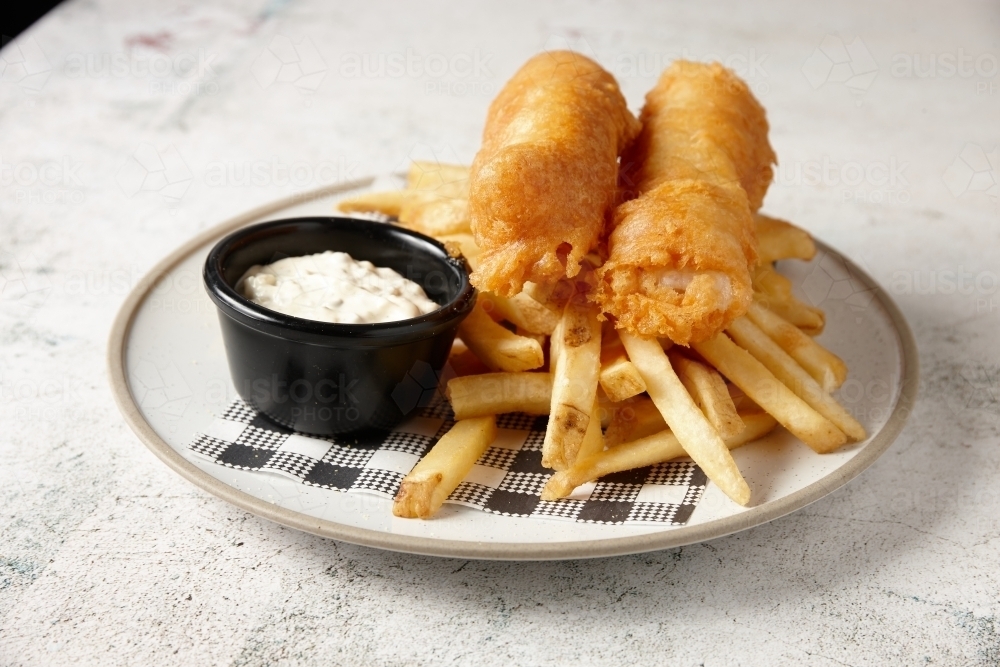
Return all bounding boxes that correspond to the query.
[239,251,439,324]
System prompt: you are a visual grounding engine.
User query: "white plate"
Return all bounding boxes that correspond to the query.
[108,179,918,560]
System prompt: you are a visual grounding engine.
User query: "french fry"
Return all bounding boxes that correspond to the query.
[598,355,646,403]
[726,317,866,441]
[458,302,544,372]
[406,161,470,198]
[751,263,793,295]
[620,331,751,505]
[752,265,825,334]
[746,301,847,391]
[522,279,575,312]
[397,167,471,233]
[548,310,564,376]
[512,292,560,335]
[521,281,552,306]
[399,196,471,236]
[692,333,847,453]
[393,416,497,518]
[727,382,762,413]
[755,214,817,263]
[604,396,667,447]
[542,299,602,470]
[336,190,407,217]
[337,161,471,229]
[599,326,647,402]
[436,233,481,270]
[575,400,606,462]
[446,372,552,419]
[447,341,490,377]
[542,411,778,501]
[515,326,548,351]
[760,297,825,335]
[448,349,490,377]
[670,352,744,439]
[595,387,615,429]
[480,291,559,335]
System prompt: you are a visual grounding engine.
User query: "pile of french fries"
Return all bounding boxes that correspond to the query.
[338,162,866,519]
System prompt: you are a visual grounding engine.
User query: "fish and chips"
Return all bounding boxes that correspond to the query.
[468,50,640,297]
[337,52,865,518]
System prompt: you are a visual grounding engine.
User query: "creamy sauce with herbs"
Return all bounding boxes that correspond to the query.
[239,251,439,324]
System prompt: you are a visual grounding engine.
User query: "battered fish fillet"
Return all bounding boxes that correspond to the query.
[596,61,776,345]
[469,51,640,297]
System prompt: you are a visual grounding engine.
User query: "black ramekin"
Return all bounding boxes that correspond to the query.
[203,216,476,435]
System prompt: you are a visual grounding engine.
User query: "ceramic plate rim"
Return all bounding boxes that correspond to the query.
[107,179,919,561]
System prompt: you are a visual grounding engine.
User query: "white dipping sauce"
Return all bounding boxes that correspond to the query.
[239,251,439,324]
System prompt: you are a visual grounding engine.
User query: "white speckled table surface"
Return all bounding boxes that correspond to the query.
[1,0,998,664]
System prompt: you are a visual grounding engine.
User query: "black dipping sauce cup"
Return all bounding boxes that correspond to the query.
[203,217,476,435]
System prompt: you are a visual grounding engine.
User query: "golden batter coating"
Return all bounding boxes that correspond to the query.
[469,51,640,297]
[601,180,757,344]
[618,60,776,211]
[597,61,776,345]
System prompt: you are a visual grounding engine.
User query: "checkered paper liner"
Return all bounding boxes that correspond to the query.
[186,398,708,526]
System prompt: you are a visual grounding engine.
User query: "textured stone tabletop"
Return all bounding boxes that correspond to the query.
[2,0,999,665]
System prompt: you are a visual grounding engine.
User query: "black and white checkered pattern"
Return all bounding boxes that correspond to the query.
[448,481,494,507]
[681,484,707,507]
[646,461,697,486]
[590,480,643,502]
[476,447,518,470]
[519,428,546,452]
[222,401,256,423]
[235,425,288,450]
[627,502,680,524]
[354,468,404,495]
[380,432,433,456]
[534,499,585,520]
[262,451,316,480]
[321,446,375,468]
[190,434,230,459]
[496,412,540,430]
[497,471,550,496]
[187,398,709,526]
